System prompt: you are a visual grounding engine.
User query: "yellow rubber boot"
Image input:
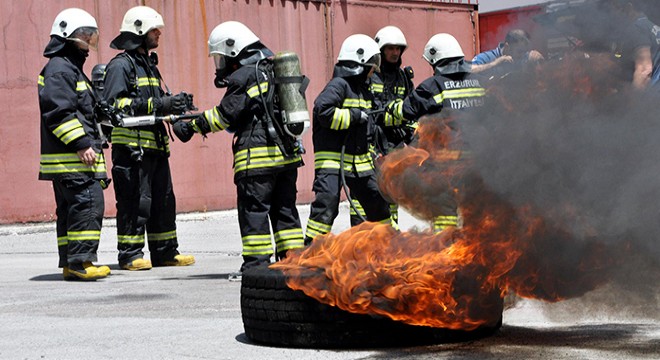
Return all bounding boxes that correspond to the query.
[120,258,152,271]
[86,262,111,276]
[63,263,109,281]
[156,254,195,267]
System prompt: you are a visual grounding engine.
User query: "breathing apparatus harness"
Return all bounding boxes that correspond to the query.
[242,50,309,169]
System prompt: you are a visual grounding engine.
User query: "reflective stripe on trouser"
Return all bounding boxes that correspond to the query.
[53,176,104,268]
[433,214,459,233]
[111,146,179,265]
[305,172,391,243]
[350,198,399,230]
[236,169,304,271]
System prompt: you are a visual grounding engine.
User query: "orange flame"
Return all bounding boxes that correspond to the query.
[273,57,620,330]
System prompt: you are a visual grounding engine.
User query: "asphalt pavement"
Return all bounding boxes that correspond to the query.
[0,203,657,359]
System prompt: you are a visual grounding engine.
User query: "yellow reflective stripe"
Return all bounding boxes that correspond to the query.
[147,230,177,242]
[118,234,145,245]
[39,153,106,175]
[384,101,404,127]
[331,108,351,130]
[242,234,273,256]
[304,219,332,239]
[148,97,154,113]
[342,98,372,109]
[433,88,486,103]
[273,228,304,251]
[247,82,269,98]
[116,98,133,109]
[242,234,272,245]
[395,86,406,95]
[313,151,373,172]
[349,199,366,216]
[68,230,101,241]
[273,228,303,242]
[76,81,90,92]
[370,83,384,93]
[233,146,301,173]
[57,235,68,246]
[38,75,45,86]
[276,238,304,252]
[53,119,85,145]
[204,107,229,132]
[137,77,159,87]
[111,128,170,151]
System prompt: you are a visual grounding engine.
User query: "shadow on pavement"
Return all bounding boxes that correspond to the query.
[361,323,659,359]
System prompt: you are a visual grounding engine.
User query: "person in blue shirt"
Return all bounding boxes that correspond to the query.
[471,29,544,77]
[604,0,660,91]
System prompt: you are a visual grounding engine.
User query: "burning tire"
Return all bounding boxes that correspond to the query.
[240,264,503,348]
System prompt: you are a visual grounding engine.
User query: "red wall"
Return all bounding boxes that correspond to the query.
[477,5,545,55]
[0,0,478,224]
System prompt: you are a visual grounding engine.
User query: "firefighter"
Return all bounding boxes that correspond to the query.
[103,6,195,270]
[38,8,110,280]
[304,34,393,245]
[349,25,416,227]
[173,21,305,279]
[385,33,486,233]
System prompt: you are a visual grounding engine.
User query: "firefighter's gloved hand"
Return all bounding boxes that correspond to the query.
[356,111,370,126]
[156,94,188,115]
[384,99,404,126]
[172,121,195,143]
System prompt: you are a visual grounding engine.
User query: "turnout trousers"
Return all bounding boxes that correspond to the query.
[53,176,104,268]
[236,169,304,271]
[305,172,391,245]
[111,146,179,266]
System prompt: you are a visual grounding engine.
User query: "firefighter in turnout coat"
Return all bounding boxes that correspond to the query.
[350,26,415,227]
[103,6,195,270]
[304,34,392,245]
[38,8,110,280]
[385,33,486,233]
[173,21,305,276]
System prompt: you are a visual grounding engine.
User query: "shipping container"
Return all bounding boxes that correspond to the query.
[0,0,479,223]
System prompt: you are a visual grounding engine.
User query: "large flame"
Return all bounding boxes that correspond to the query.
[273,54,622,330]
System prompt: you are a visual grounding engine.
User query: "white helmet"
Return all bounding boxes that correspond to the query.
[337,34,381,67]
[119,6,164,36]
[423,33,465,66]
[50,8,97,38]
[374,26,407,50]
[208,21,260,58]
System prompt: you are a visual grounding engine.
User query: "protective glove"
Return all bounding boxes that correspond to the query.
[172,121,195,143]
[384,99,404,126]
[352,111,369,127]
[155,93,188,115]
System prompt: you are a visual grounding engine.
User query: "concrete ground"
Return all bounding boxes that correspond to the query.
[0,203,657,360]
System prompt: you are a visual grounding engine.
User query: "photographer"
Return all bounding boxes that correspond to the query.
[102,6,195,271]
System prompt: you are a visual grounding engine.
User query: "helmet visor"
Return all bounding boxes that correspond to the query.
[366,53,381,72]
[213,54,227,71]
[69,29,99,51]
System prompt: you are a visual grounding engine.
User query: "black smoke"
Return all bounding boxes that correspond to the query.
[462,0,660,318]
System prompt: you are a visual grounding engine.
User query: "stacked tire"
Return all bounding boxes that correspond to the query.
[241,264,503,348]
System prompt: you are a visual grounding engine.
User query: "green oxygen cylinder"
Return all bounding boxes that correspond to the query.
[273,51,310,139]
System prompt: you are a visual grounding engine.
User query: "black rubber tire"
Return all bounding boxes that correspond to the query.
[241,263,503,348]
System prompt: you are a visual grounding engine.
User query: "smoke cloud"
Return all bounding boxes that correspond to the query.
[460,0,660,318]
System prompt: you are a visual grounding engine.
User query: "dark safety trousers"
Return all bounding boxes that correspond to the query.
[350,198,399,230]
[236,169,305,272]
[304,172,391,245]
[111,146,179,266]
[53,176,104,268]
